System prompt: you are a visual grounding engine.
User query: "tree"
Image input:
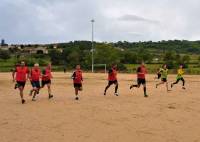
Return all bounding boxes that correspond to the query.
[94,44,121,65]
[121,51,137,64]
[198,55,200,62]
[163,51,176,69]
[0,50,11,60]
[48,49,62,65]
[181,55,191,68]
[182,55,190,64]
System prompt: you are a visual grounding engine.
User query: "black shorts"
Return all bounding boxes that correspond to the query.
[17,81,26,88]
[137,78,146,85]
[157,73,161,79]
[74,83,82,90]
[31,81,40,88]
[108,80,118,86]
[161,78,167,82]
[42,80,51,87]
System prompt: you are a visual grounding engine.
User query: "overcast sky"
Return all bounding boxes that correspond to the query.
[1,0,200,44]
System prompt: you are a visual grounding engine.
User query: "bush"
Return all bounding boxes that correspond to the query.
[0,50,11,60]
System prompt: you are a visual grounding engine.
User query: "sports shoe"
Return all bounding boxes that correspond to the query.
[182,87,186,90]
[144,93,148,97]
[114,93,119,96]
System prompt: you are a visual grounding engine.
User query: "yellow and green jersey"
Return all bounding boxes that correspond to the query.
[177,69,184,79]
[160,68,168,79]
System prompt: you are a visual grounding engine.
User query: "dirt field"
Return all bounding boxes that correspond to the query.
[0,72,200,142]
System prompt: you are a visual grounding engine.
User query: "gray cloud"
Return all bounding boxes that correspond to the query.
[118,14,159,24]
[1,0,200,44]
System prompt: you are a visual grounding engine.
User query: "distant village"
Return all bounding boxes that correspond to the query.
[0,39,61,54]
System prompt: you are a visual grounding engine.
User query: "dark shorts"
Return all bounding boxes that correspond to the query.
[157,73,161,79]
[176,77,185,82]
[42,80,51,87]
[137,78,146,85]
[108,80,118,86]
[17,81,26,88]
[74,83,82,90]
[161,78,167,82]
[31,81,40,88]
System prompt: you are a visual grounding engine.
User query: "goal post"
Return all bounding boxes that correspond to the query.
[93,64,107,73]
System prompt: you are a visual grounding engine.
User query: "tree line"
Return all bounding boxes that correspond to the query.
[0,40,200,71]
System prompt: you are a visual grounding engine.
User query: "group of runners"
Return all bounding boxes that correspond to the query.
[12,61,186,104]
[12,61,53,104]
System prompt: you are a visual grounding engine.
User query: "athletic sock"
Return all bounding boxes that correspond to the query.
[144,87,148,97]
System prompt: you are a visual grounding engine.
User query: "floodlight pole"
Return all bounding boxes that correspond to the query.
[91,19,95,73]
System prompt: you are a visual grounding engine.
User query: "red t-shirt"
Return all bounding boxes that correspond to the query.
[108,68,117,81]
[137,65,147,79]
[42,68,52,81]
[72,69,83,84]
[15,66,29,82]
[30,68,41,81]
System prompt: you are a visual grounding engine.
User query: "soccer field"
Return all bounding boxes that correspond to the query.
[0,72,200,142]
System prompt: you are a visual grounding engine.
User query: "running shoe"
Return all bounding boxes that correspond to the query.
[114,93,119,96]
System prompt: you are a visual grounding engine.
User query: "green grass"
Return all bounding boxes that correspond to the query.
[1,56,200,74]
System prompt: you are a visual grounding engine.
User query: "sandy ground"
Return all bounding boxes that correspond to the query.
[0,72,200,142]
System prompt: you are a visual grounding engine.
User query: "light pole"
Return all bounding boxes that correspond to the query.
[91,19,95,73]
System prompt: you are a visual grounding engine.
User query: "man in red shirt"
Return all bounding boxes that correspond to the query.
[29,63,41,101]
[41,63,53,99]
[130,62,148,97]
[104,64,119,96]
[12,61,29,104]
[72,65,83,100]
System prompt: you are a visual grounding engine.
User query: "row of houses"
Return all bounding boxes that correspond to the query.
[2,39,64,54]
[0,44,49,54]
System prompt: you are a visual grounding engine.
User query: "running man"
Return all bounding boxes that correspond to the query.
[104,64,119,96]
[71,65,83,100]
[12,61,29,104]
[29,63,41,101]
[171,65,186,89]
[130,62,148,97]
[41,63,53,99]
[156,64,170,92]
